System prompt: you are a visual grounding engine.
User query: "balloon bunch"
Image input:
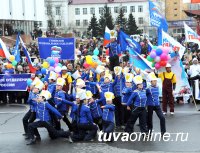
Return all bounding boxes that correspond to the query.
[41,57,62,75]
[9,55,17,66]
[147,46,171,69]
[83,48,102,69]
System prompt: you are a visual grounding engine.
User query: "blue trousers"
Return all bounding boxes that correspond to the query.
[125,107,148,133]
[147,106,166,134]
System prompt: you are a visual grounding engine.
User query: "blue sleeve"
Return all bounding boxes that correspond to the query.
[62,99,75,106]
[46,103,62,118]
[57,92,66,107]
[117,44,121,54]
[127,92,136,106]
[106,43,110,48]
[88,82,97,86]
[104,105,115,111]
[66,94,75,101]
[86,108,93,123]
[28,99,37,106]
[48,85,55,95]
[146,88,150,95]
[112,77,118,87]
[81,73,87,80]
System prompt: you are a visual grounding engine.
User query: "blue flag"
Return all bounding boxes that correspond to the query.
[118,30,141,54]
[149,0,168,45]
[12,33,20,62]
[129,49,152,70]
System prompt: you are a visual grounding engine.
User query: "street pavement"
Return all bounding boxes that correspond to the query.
[0,103,200,153]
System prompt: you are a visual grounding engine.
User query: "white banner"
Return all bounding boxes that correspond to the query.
[162,30,185,58]
[184,22,200,48]
[195,80,200,100]
[157,56,191,97]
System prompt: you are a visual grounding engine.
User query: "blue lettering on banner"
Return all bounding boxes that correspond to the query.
[38,37,75,60]
[0,74,31,91]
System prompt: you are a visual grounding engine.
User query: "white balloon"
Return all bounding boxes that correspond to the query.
[155,56,161,62]
[55,66,61,73]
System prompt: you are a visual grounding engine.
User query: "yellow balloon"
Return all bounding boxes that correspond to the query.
[42,62,49,68]
[86,55,92,65]
[9,55,15,62]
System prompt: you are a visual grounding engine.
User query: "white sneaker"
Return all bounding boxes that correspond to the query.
[163,112,167,115]
[170,112,174,115]
[68,136,73,143]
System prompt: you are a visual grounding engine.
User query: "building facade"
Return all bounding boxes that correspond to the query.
[67,0,160,38]
[165,0,197,37]
[43,0,68,34]
[0,0,45,36]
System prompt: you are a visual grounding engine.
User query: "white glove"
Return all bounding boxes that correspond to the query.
[68,90,71,95]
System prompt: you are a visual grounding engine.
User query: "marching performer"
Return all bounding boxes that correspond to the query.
[146,72,166,135]
[86,90,104,130]
[26,90,72,145]
[61,89,98,141]
[121,73,134,124]
[101,92,115,142]
[113,66,125,128]
[22,78,43,138]
[54,78,72,131]
[125,75,148,134]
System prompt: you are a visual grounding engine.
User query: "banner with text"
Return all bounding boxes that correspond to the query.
[38,37,75,60]
[0,74,31,91]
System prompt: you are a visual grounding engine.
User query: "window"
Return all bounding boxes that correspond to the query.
[174,2,177,4]
[174,8,177,10]
[108,7,111,13]
[75,8,80,15]
[138,5,143,12]
[122,6,127,13]
[39,21,42,27]
[76,20,80,26]
[47,7,51,15]
[174,14,177,16]
[56,7,61,15]
[99,7,104,14]
[90,7,95,14]
[83,20,88,26]
[177,28,181,33]
[173,29,176,33]
[48,20,52,27]
[130,6,135,12]
[138,17,143,24]
[56,20,61,27]
[83,8,87,14]
[114,7,119,13]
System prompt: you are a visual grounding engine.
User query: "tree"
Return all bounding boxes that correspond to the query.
[126,13,141,35]
[98,5,114,36]
[116,7,127,31]
[88,14,99,37]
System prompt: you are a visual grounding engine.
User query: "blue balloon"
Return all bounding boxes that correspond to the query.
[41,68,47,74]
[46,57,52,63]
[156,48,163,56]
[27,78,32,86]
[49,59,55,66]
[93,48,99,56]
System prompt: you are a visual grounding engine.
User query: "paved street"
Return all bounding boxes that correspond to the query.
[0,103,200,153]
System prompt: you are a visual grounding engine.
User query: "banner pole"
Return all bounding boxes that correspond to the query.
[191,94,198,111]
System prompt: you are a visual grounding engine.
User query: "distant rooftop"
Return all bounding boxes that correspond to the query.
[69,0,147,5]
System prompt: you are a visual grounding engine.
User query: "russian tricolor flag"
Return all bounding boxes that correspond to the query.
[19,36,37,73]
[0,38,11,59]
[103,26,111,46]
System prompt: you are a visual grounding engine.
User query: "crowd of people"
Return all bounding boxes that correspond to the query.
[0,27,200,146]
